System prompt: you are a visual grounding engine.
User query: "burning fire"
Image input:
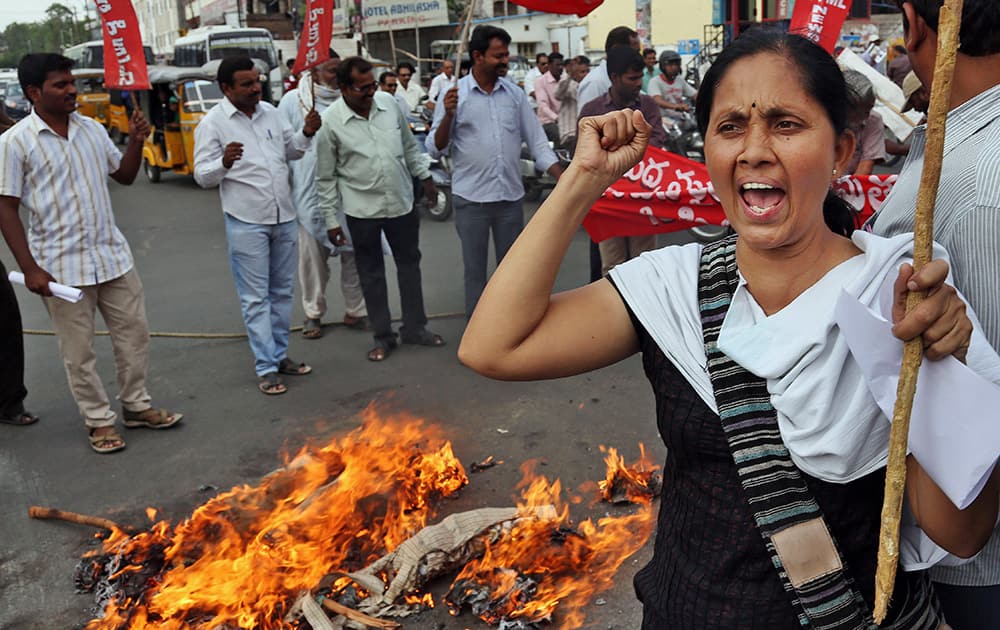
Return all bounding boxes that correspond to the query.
[597,444,662,505]
[78,408,658,629]
[82,407,467,629]
[445,461,656,629]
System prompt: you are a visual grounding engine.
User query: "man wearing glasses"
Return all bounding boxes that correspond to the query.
[316,57,445,362]
[395,62,424,114]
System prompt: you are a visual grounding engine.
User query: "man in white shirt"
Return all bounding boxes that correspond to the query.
[317,57,445,362]
[279,52,369,341]
[194,56,321,396]
[396,62,425,113]
[577,26,639,110]
[522,52,548,104]
[427,59,454,105]
[646,49,696,122]
[0,53,182,453]
[378,70,411,114]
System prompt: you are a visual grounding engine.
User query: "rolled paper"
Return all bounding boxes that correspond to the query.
[7,271,84,303]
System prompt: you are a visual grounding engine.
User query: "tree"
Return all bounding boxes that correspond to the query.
[0,3,90,67]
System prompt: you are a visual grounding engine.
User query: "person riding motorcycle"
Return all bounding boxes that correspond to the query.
[646,50,696,121]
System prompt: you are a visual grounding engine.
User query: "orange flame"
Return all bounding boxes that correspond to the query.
[445,460,655,628]
[597,443,661,504]
[85,407,467,629]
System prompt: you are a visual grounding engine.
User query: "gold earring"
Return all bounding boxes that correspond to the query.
[832,168,838,177]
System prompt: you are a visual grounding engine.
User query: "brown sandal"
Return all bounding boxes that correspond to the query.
[89,428,126,454]
[122,407,183,429]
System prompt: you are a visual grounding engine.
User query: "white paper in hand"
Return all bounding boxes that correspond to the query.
[7,271,84,303]
[834,289,1000,510]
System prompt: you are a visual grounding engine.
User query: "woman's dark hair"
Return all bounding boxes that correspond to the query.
[18,53,74,99]
[695,29,856,236]
[337,56,373,88]
[217,55,256,89]
[469,25,511,57]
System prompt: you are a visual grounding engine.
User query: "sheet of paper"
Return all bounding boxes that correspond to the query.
[7,271,84,303]
[834,290,1000,509]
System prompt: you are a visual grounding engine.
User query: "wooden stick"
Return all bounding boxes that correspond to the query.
[452,0,477,86]
[873,0,963,623]
[322,598,401,629]
[28,505,129,533]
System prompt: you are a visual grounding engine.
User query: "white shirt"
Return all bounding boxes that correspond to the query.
[427,73,454,103]
[401,79,425,113]
[523,67,542,97]
[193,97,311,225]
[610,232,1000,569]
[576,60,611,111]
[0,110,133,286]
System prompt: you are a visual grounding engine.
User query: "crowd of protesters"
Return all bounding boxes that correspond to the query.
[2,5,1000,627]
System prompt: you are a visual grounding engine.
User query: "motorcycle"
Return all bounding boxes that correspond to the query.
[663,107,705,163]
[521,142,571,202]
[409,103,454,221]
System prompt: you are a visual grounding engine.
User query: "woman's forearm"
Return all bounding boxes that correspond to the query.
[907,455,999,558]
[461,163,604,346]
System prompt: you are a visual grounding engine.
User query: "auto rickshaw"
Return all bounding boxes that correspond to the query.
[140,65,221,182]
[72,68,109,127]
[106,89,132,144]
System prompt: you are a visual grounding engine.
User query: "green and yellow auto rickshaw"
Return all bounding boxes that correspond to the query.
[141,65,222,182]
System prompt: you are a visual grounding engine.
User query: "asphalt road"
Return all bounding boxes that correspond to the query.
[0,171,701,630]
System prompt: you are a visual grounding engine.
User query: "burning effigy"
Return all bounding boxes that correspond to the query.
[55,406,658,629]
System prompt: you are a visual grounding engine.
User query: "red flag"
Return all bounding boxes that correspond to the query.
[94,0,150,90]
[582,145,894,242]
[788,0,853,53]
[507,0,604,16]
[292,0,335,76]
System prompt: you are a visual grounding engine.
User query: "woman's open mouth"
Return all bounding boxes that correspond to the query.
[739,181,787,218]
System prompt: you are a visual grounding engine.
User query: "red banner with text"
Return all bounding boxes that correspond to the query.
[292,0,334,76]
[583,146,895,243]
[788,0,853,54]
[94,0,149,90]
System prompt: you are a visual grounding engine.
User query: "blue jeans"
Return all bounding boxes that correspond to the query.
[224,214,297,377]
[452,195,524,318]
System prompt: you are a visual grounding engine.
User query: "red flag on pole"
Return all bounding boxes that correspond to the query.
[292,0,335,76]
[506,0,605,16]
[93,0,150,90]
[789,0,853,53]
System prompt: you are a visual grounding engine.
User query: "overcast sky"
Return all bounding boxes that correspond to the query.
[0,1,91,32]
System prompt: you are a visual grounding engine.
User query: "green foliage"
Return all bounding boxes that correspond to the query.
[0,3,91,68]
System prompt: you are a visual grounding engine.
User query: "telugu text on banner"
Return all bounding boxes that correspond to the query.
[94,0,150,90]
[583,145,895,243]
[292,0,334,76]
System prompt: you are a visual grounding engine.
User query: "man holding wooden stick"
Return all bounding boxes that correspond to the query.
[869,1,1000,626]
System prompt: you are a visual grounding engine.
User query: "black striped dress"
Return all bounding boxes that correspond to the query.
[609,239,941,629]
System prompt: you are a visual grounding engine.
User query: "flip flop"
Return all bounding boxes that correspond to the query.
[400,329,446,347]
[122,407,183,429]
[0,411,39,426]
[89,428,126,454]
[259,372,287,395]
[302,318,323,339]
[367,337,397,362]
[278,358,312,375]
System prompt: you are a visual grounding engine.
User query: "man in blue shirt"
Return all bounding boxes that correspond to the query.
[428,25,562,318]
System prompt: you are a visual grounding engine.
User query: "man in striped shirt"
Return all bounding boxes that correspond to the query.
[0,53,182,454]
[869,1,1000,626]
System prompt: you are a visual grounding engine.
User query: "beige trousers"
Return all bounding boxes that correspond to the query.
[297,223,367,321]
[43,268,151,429]
[598,235,658,276]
